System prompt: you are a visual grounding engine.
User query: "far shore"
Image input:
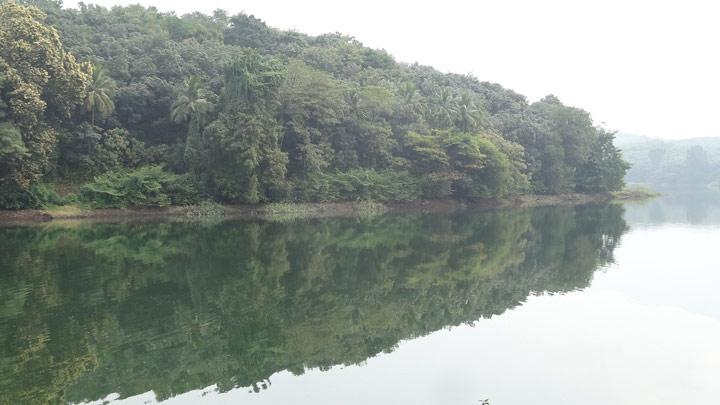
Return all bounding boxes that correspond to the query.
[0,190,658,226]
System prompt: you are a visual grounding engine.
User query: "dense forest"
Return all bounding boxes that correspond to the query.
[0,0,629,209]
[0,205,627,404]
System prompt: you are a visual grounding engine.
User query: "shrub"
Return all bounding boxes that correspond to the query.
[184,200,225,224]
[57,126,148,178]
[0,184,63,209]
[262,202,325,222]
[294,169,422,202]
[78,166,201,208]
[353,200,388,218]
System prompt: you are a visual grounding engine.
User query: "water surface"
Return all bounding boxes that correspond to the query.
[1,197,718,404]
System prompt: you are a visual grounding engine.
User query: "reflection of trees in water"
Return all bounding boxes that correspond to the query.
[686,197,710,224]
[0,204,627,404]
[624,192,720,226]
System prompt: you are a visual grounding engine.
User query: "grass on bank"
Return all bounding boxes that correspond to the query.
[259,201,388,222]
[611,185,661,200]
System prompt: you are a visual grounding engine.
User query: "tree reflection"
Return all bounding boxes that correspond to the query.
[0,204,627,404]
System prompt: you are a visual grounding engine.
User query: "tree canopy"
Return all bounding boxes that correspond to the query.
[0,0,88,207]
[0,0,629,208]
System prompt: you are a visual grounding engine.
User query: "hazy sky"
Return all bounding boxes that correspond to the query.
[68,0,720,140]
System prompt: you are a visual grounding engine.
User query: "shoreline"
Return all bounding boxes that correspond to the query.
[0,191,657,226]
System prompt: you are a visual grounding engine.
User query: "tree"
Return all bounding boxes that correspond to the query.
[0,1,88,206]
[0,122,29,184]
[392,82,428,132]
[442,131,512,197]
[430,87,458,128]
[455,92,487,133]
[399,130,525,198]
[278,60,343,178]
[170,76,213,125]
[0,73,29,179]
[0,1,630,207]
[530,95,598,193]
[202,52,288,202]
[170,75,214,172]
[576,130,629,192]
[223,13,277,50]
[84,64,116,125]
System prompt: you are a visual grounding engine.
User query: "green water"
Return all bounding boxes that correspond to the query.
[1,199,717,404]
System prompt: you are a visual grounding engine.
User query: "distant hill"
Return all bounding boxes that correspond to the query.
[615,133,720,191]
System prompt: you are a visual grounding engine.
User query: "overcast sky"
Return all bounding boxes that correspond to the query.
[68,0,720,140]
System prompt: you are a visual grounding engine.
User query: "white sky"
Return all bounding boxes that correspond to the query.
[67,0,720,140]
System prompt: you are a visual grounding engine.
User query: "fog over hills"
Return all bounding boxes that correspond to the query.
[615,133,720,191]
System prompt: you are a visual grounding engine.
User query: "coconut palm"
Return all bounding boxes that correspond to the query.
[171,76,214,174]
[398,82,427,115]
[84,65,116,125]
[455,92,488,132]
[170,76,214,125]
[431,87,459,128]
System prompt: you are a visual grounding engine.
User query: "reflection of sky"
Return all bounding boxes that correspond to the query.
[593,226,720,320]
[90,198,720,405]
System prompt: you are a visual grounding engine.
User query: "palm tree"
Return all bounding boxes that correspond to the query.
[171,76,214,174]
[455,92,487,132]
[431,87,459,128]
[170,76,213,125]
[84,65,116,125]
[398,82,427,115]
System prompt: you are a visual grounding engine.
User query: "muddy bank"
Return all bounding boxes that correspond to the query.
[0,191,656,226]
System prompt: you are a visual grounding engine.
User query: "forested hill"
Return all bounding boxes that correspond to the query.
[616,133,720,191]
[0,0,629,209]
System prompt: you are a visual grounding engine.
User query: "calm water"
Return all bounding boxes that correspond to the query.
[1,196,719,404]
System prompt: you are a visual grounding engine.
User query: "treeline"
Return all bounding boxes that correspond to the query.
[0,1,629,209]
[616,134,720,191]
[0,205,627,403]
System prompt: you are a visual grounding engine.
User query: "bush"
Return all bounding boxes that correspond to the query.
[184,200,225,224]
[57,126,148,178]
[0,184,63,209]
[78,166,201,208]
[353,200,388,218]
[294,169,422,202]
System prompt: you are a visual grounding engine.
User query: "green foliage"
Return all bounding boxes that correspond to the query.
[56,125,146,177]
[399,130,528,198]
[279,60,344,176]
[0,1,88,205]
[352,200,388,218]
[0,121,29,178]
[169,75,214,174]
[0,1,629,209]
[78,165,200,208]
[0,182,62,209]
[170,76,214,125]
[83,64,116,125]
[295,169,422,202]
[200,53,288,203]
[479,88,628,194]
[261,202,327,222]
[576,131,629,192]
[184,200,225,223]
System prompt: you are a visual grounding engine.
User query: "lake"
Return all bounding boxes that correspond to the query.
[1,195,719,404]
